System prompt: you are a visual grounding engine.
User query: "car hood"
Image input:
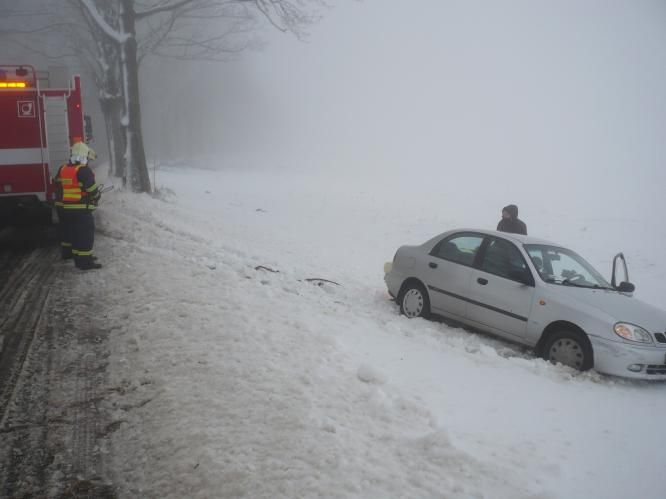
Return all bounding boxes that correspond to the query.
[549,286,666,332]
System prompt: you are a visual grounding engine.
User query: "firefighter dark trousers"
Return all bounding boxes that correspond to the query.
[57,207,74,259]
[70,210,95,267]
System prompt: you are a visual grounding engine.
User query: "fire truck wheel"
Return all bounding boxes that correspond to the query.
[39,207,54,226]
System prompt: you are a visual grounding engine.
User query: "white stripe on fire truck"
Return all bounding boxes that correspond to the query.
[0,147,45,166]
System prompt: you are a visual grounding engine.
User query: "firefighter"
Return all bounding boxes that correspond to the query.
[58,140,102,270]
[53,138,86,260]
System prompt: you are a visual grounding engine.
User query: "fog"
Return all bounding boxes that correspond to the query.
[142,0,665,220]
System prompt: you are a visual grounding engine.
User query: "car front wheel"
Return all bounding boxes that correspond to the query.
[542,330,593,371]
[399,282,430,319]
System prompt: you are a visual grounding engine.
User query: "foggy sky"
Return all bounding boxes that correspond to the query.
[141,0,666,218]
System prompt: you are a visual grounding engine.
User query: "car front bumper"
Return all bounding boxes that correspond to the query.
[590,335,666,380]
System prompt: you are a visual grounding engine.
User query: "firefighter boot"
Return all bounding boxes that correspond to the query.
[78,261,102,270]
[61,247,73,260]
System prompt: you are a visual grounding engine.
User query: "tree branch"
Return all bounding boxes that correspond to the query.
[135,0,197,20]
[80,0,130,44]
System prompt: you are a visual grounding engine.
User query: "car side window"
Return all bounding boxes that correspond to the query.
[432,234,484,267]
[482,238,530,282]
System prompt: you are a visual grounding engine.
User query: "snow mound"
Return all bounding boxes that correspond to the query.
[356,364,387,384]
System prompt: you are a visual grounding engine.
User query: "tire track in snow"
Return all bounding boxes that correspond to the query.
[0,247,57,421]
[0,237,116,497]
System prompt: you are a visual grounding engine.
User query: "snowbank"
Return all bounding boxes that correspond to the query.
[90,166,665,498]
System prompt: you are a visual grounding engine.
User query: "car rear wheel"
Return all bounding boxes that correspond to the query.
[543,330,593,371]
[399,282,430,319]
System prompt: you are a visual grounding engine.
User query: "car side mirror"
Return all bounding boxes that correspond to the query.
[611,252,631,289]
[617,281,635,293]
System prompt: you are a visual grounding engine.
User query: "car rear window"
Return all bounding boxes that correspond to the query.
[432,234,484,266]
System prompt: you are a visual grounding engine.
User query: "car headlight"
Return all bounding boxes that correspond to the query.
[613,323,653,344]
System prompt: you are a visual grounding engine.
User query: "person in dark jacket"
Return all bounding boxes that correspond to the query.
[497,204,527,235]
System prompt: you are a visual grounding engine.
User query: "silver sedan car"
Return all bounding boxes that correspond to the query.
[384,229,666,379]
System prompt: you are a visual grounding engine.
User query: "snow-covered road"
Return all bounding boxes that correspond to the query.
[95,165,666,498]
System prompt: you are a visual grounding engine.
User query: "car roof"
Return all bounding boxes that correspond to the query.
[441,228,559,247]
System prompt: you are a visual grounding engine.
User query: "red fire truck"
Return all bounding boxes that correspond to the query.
[0,64,91,226]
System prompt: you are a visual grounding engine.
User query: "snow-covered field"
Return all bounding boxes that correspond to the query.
[90,164,666,498]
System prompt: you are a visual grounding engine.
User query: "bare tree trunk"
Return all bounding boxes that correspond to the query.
[110,97,126,178]
[77,0,127,180]
[100,95,125,178]
[119,0,151,193]
[100,35,125,179]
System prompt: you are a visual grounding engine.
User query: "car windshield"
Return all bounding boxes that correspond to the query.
[524,244,612,289]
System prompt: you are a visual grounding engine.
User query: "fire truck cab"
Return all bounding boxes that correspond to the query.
[0,64,89,227]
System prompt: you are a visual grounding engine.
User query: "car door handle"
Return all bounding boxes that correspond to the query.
[477,277,488,285]
[429,262,438,269]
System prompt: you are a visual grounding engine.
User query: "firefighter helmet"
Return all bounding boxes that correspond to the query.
[70,141,90,165]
